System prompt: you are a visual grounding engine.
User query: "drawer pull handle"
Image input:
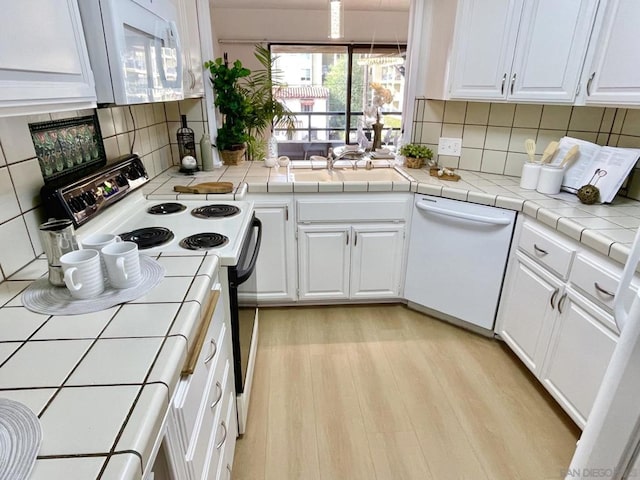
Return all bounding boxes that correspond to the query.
[594,282,615,298]
[550,287,560,309]
[210,381,223,409]
[533,244,548,256]
[558,293,568,314]
[216,421,228,449]
[204,339,217,364]
[501,73,507,95]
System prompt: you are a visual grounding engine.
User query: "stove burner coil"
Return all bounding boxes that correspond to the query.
[179,233,229,250]
[147,203,187,215]
[119,227,174,250]
[191,204,240,219]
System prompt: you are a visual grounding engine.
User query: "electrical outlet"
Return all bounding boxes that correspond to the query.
[438,137,462,156]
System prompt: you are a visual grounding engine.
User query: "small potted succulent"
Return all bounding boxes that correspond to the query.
[399,143,434,168]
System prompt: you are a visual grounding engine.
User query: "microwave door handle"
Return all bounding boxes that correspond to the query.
[235,217,262,285]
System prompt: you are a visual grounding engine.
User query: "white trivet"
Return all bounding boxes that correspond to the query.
[21,255,165,315]
[0,398,42,480]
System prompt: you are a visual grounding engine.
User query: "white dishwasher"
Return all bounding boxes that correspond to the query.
[404,194,516,331]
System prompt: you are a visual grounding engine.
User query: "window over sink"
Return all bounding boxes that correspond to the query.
[270,43,406,159]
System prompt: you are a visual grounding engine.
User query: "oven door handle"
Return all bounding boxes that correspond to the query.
[235,216,262,285]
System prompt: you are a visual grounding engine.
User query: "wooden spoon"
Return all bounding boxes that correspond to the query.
[525,139,536,162]
[559,145,580,168]
[540,141,559,164]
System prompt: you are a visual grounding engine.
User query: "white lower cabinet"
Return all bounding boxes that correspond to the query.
[297,223,404,301]
[497,217,619,428]
[298,224,350,300]
[498,252,563,374]
[350,225,405,299]
[241,195,296,303]
[541,289,617,428]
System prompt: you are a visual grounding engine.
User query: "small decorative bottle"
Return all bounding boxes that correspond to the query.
[177,115,197,161]
[200,133,214,171]
[267,127,278,159]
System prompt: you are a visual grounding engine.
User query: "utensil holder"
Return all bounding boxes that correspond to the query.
[519,163,541,190]
[537,165,565,195]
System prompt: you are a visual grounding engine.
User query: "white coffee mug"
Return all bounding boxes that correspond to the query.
[80,233,122,251]
[60,249,105,299]
[102,241,142,289]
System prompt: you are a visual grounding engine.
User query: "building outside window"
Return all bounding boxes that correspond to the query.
[271,44,406,158]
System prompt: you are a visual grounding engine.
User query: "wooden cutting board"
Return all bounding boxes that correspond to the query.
[173,182,234,194]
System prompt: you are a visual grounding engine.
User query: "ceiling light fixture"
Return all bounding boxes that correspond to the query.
[329,0,344,39]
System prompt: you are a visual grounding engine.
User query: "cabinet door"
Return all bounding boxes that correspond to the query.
[541,289,617,428]
[240,201,296,302]
[0,0,96,116]
[298,224,350,301]
[350,224,404,299]
[509,0,599,103]
[176,0,204,98]
[497,252,562,374]
[449,0,522,100]
[583,0,640,105]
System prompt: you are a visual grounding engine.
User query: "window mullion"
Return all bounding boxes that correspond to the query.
[345,44,353,145]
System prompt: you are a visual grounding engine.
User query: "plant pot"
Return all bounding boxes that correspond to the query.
[405,156,425,169]
[219,145,246,165]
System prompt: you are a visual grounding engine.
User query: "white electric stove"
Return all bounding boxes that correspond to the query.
[77,192,255,267]
[41,154,261,435]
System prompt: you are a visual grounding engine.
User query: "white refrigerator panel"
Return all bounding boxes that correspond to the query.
[404,195,515,330]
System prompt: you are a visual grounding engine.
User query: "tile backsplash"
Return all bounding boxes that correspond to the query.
[0,98,208,281]
[411,99,640,198]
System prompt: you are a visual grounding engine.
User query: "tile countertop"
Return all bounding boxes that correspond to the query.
[1,161,639,478]
[145,162,640,266]
[0,252,219,480]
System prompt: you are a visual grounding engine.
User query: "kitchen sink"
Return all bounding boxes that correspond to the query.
[290,168,410,182]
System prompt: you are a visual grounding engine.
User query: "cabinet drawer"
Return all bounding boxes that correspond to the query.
[204,362,234,480]
[185,326,229,478]
[570,254,620,313]
[215,389,238,480]
[172,292,225,455]
[297,196,409,222]
[519,222,576,278]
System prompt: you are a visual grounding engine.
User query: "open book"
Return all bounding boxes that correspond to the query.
[548,136,640,203]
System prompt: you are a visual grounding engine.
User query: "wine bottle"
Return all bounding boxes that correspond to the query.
[177,115,196,161]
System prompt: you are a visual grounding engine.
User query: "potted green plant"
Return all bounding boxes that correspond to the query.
[399,143,434,168]
[243,45,295,161]
[205,47,295,164]
[205,55,251,165]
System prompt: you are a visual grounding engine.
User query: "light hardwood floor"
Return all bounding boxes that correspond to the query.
[232,305,580,480]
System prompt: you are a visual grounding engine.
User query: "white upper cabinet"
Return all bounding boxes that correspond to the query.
[580,0,640,106]
[0,0,96,117]
[443,0,599,103]
[448,0,522,101]
[174,0,205,98]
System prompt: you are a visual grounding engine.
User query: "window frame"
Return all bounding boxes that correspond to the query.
[269,42,406,148]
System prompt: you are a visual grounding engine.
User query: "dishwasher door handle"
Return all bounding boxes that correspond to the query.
[416,201,512,226]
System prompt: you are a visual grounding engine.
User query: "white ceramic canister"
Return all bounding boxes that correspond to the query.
[537,165,565,195]
[519,163,542,190]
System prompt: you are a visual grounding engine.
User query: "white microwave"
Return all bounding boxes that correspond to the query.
[78,0,183,105]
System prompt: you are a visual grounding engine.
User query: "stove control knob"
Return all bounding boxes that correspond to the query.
[115,174,128,187]
[82,191,96,206]
[69,196,86,213]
